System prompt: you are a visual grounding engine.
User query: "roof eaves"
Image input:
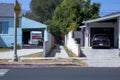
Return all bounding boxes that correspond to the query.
[83,13,120,24]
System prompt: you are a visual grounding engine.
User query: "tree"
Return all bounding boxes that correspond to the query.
[46,0,100,37]
[82,0,100,20]
[46,0,81,35]
[29,0,63,22]
[23,11,41,22]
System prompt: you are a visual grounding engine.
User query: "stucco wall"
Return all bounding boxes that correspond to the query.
[65,31,80,56]
[43,32,55,56]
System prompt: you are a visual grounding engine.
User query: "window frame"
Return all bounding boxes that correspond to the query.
[0,22,9,34]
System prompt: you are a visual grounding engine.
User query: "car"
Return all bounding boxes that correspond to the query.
[91,34,111,48]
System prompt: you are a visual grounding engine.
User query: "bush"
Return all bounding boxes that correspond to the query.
[9,44,21,49]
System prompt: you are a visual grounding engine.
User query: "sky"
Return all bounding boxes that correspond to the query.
[0,0,120,16]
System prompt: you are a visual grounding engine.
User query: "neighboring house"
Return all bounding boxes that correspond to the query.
[80,12,120,49]
[0,3,47,48]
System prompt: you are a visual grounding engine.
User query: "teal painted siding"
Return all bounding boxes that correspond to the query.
[0,17,22,47]
[0,35,21,47]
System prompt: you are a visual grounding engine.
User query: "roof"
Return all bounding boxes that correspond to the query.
[83,12,120,24]
[79,25,86,28]
[0,3,23,17]
[22,17,47,29]
[103,12,120,17]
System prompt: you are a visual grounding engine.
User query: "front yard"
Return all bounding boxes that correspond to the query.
[64,46,77,57]
[20,52,43,57]
[0,58,87,67]
[0,48,12,52]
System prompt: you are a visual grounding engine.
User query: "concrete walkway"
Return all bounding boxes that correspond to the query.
[0,49,43,59]
[46,45,69,58]
[55,46,69,58]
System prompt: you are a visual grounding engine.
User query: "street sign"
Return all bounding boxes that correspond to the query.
[14,0,21,28]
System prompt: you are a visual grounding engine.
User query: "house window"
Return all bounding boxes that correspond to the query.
[0,22,9,34]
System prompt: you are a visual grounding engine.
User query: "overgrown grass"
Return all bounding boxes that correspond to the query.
[0,59,10,63]
[0,48,12,52]
[0,58,87,67]
[64,46,77,57]
[22,58,87,66]
[20,52,43,57]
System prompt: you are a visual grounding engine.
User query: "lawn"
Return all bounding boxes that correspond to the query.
[20,52,43,57]
[0,48,12,52]
[64,46,77,57]
[21,58,87,66]
[0,58,87,67]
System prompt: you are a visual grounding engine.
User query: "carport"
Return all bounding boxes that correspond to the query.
[83,13,120,48]
[90,28,114,47]
[21,17,47,48]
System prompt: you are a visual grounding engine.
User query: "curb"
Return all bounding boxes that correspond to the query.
[20,57,88,60]
[0,63,83,68]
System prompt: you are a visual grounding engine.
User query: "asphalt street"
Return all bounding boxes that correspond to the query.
[0,67,120,80]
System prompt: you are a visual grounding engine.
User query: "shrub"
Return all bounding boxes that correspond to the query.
[9,44,21,49]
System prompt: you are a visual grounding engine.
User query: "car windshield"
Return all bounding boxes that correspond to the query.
[94,35,109,40]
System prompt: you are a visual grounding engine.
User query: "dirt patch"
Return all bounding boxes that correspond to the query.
[0,59,87,67]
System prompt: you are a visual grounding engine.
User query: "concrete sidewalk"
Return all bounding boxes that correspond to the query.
[46,45,69,58]
[0,49,43,59]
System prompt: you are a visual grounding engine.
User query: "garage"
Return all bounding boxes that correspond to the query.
[90,28,114,48]
[23,30,30,44]
[82,13,120,49]
[22,29,44,48]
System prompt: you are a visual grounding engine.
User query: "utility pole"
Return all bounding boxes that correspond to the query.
[13,0,21,61]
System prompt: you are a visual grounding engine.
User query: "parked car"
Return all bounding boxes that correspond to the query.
[91,34,111,48]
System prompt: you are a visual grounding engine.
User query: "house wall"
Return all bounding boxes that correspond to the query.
[65,31,80,56]
[0,17,47,48]
[118,17,120,48]
[0,17,22,47]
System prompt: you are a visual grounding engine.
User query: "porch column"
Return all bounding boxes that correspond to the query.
[43,28,48,56]
[85,27,89,48]
[44,28,48,42]
[118,17,120,48]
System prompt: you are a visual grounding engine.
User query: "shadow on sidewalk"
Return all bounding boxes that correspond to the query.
[79,49,86,57]
[46,45,61,57]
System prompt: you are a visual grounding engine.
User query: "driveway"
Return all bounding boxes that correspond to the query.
[81,48,119,59]
[0,49,43,59]
[81,48,120,67]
